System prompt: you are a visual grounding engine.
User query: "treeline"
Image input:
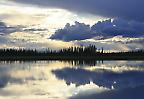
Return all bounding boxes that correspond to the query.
[0,45,144,60]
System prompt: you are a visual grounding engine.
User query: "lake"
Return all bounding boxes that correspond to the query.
[0,60,144,99]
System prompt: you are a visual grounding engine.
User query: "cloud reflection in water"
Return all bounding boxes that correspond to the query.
[52,68,144,89]
[0,61,143,99]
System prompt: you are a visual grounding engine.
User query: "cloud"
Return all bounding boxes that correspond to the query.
[50,21,92,41]
[22,28,48,33]
[91,18,144,37]
[0,21,21,35]
[0,35,8,44]
[11,0,144,21]
[0,20,74,49]
[74,36,144,51]
[0,20,49,35]
[0,31,75,50]
[50,19,144,41]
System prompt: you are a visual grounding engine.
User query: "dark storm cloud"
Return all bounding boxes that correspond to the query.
[12,0,144,21]
[50,19,144,41]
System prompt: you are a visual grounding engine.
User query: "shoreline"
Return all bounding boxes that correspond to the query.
[0,55,143,61]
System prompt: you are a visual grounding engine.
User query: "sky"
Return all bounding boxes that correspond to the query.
[0,0,144,51]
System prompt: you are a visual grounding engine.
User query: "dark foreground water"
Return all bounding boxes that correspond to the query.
[0,60,144,99]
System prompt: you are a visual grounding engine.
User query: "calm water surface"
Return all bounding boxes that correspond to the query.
[0,61,144,99]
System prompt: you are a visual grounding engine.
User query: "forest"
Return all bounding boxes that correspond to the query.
[0,45,143,61]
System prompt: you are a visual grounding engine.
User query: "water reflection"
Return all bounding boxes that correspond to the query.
[70,85,144,99]
[52,68,144,89]
[0,60,143,99]
[65,60,104,66]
